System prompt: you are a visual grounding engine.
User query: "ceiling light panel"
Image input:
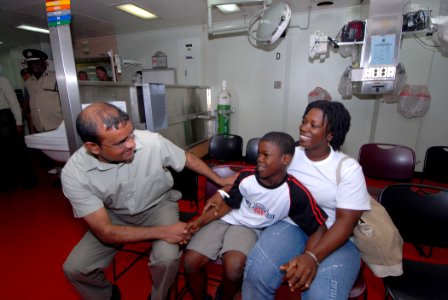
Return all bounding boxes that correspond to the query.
[115,3,158,20]
[217,4,240,13]
[16,25,50,34]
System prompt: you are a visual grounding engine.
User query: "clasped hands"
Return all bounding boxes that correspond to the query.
[280,253,318,292]
[182,195,223,240]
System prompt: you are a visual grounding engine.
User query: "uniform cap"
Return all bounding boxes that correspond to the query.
[23,49,48,62]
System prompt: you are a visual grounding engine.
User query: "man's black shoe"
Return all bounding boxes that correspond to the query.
[111,284,121,300]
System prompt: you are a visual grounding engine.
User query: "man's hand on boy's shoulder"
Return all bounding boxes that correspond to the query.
[215,173,238,187]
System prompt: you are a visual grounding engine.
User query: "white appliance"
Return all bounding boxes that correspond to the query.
[142,68,176,85]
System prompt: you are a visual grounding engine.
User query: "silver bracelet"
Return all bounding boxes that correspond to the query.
[217,189,230,199]
[304,251,320,267]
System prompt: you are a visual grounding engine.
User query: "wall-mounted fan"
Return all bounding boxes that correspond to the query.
[249,2,291,44]
[207,0,291,47]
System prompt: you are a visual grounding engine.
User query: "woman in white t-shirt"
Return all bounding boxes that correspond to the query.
[242,100,370,300]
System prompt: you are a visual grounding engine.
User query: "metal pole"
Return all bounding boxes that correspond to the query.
[49,25,83,154]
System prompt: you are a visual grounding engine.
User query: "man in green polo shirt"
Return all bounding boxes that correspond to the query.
[61,102,236,300]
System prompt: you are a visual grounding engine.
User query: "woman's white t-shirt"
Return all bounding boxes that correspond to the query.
[288,146,370,228]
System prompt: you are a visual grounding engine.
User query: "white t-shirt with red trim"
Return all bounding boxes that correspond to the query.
[221,168,327,236]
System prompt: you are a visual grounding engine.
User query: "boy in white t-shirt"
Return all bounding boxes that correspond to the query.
[183,131,328,300]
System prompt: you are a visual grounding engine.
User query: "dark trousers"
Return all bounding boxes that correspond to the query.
[0,109,36,191]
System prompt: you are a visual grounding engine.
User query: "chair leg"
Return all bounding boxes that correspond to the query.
[384,287,393,300]
[113,246,152,282]
[172,270,188,300]
[414,243,434,257]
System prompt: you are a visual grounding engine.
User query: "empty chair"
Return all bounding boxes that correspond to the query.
[422,146,448,184]
[245,137,260,166]
[208,134,243,164]
[379,184,448,300]
[358,143,416,198]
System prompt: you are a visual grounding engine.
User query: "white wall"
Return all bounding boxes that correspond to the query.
[206,30,289,144]
[206,6,377,158]
[414,50,448,167]
[2,1,444,169]
[117,7,374,157]
[116,26,206,84]
[114,5,403,158]
[368,0,448,169]
[116,2,448,164]
[283,6,375,158]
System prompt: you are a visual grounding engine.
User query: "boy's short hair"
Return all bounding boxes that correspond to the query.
[260,131,295,157]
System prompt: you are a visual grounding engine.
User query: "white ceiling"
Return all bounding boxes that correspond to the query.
[0,0,365,51]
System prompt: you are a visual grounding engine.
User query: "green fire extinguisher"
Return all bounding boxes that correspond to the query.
[217,80,231,134]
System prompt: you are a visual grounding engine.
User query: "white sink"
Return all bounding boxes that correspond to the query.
[25,122,70,162]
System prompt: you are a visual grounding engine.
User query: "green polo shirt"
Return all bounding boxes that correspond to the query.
[61,130,186,218]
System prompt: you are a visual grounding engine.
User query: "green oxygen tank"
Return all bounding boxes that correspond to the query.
[217,80,231,134]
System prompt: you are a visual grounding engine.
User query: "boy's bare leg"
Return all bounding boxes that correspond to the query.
[221,251,246,300]
[184,250,210,300]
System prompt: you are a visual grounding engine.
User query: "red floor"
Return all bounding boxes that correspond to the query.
[1,154,446,300]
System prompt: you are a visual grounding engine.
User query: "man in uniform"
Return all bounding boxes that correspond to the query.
[23,49,63,133]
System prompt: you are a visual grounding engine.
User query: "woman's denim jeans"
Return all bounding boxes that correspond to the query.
[242,221,361,300]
